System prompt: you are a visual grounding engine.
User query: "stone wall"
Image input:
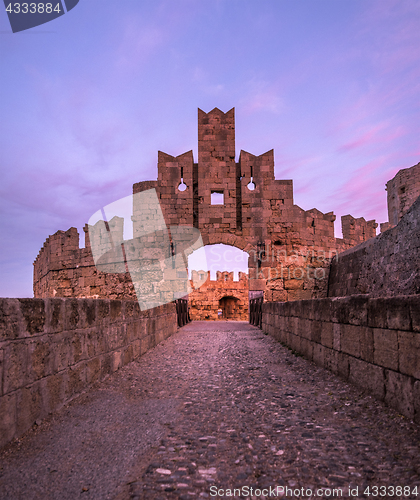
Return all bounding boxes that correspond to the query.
[188,271,248,321]
[328,195,420,297]
[34,107,378,304]
[33,227,136,300]
[385,161,420,227]
[261,295,420,423]
[0,298,176,449]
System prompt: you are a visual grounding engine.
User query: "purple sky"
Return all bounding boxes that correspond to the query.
[1,0,419,297]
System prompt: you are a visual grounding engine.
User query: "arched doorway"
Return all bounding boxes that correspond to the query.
[219,296,240,319]
[187,244,250,321]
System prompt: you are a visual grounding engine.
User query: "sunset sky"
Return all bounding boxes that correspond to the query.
[1,0,419,297]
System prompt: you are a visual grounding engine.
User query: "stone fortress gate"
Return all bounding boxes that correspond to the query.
[35,107,392,308]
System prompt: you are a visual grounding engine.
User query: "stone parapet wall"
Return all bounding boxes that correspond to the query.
[328,195,420,297]
[0,298,176,449]
[262,295,420,423]
[33,227,136,300]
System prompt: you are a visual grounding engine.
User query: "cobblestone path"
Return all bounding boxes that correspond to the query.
[1,322,419,500]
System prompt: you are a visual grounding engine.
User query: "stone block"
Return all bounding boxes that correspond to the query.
[348,357,385,400]
[337,352,350,379]
[408,295,420,332]
[45,299,65,334]
[126,321,137,343]
[105,325,120,351]
[297,318,312,340]
[3,342,28,394]
[289,333,301,352]
[28,338,53,381]
[311,321,322,343]
[110,300,122,322]
[147,317,156,336]
[124,300,141,319]
[123,345,134,366]
[340,324,361,358]
[118,324,128,347]
[132,339,141,359]
[325,348,338,373]
[45,371,67,413]
[272,290,287,302]
[299,300,314,320]
[331,295,368,325]
[97,300,111,323]
[398,331,420,378]
[0,299,24,341]
[84,327,103,358]
[70,330,87,364]
[414,380,420,424]
[67,362,86,399]
[52,332,72,372]
[320,322,333,349]
[313,298,332,322]
[16,381,46,437]
[0,392,16,448]
[64,298,81,331]
[86,357,101,385]
[386,297,411,331]
[312,343,325,367]
[359,327,374,363]
[333,323,341,351]
[367,298,388,329]
[18,299,46,336]
[288,300,303,317]
[384,370,414,420]
[300,338,313,360]
[100,353,112,378]
[373,328,398,370]
[111,349,124,373]
[79,299,96,328]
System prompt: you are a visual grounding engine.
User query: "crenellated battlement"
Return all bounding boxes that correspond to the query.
[190,270,248,284]
[341,215,378,245]
[33,107,418,304]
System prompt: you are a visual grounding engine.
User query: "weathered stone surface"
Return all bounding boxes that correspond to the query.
[33,108,384,307]
[261,295,419,422]
[348,357,385,400]
[0,298,177,449]
[373,328,398,370]
[386,161,420,225]
[340,324,361,358]
[385,370,414,420]
[398,330,420,378]
[329,192,420,298]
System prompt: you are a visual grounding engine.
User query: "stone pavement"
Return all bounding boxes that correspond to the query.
[1,322,419,500]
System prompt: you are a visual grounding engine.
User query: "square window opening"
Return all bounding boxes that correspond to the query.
[211,191,224,205]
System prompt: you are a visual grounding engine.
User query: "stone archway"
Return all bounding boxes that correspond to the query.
[219,295,240,319]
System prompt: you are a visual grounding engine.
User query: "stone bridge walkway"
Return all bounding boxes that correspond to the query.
[1,322,419,500]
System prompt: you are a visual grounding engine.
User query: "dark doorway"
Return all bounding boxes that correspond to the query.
[219,296,239,319]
